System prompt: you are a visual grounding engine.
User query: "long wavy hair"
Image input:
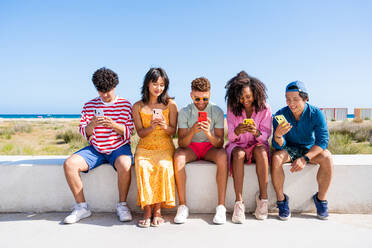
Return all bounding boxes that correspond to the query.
[225,71,267,116]
[141,67,174,105]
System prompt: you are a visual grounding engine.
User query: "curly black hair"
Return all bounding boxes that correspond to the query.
[141,67,174,105]
[225,71,267,116]
[92,67,119,92]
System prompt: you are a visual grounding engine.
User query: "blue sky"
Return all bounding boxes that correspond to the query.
[0,0,371,114]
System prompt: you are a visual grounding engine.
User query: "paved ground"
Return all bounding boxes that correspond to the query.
[1,212,371,248]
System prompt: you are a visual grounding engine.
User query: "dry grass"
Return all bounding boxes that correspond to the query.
[327,120,372,154]
[0,119,371,155]
[0,119,86,155]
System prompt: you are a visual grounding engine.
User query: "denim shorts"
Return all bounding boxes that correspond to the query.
[284,145,309,162]
[74,144,133,173]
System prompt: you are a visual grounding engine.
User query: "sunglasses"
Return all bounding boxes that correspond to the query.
[193,97,209,102]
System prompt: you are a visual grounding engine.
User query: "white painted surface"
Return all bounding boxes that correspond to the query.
[1,213,372,248]
[0,155,371,213]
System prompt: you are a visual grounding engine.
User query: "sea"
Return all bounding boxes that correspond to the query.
[0,114,81,119]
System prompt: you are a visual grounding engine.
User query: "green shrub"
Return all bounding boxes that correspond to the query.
[56,129,83,144]
[1,143,14,153]
[328,133,361,154]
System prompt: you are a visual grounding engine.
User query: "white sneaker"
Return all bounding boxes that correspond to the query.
[174,205,189,224]
[64,203,91,224]
[116,202,132,222]
[254,192,268,220]
[213,205,226,225]
[232,201,245,224]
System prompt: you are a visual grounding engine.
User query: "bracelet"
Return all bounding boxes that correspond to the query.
[275,135,282,139]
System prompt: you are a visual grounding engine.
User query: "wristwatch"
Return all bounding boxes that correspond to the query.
[303,155,310,163]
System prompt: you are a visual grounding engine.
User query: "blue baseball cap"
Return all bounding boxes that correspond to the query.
[285,80,307,94]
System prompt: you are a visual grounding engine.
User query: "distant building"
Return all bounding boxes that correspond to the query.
[354,108,372,120]
[320,108,347,121]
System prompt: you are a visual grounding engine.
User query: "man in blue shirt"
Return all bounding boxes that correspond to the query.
[271,81,333,220]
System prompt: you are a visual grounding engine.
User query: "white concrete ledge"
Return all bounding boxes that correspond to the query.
[0,155,371,213]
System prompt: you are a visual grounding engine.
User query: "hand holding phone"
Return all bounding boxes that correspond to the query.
[94,108,104,116]
[274,115,288,125]
[198,112,207,122]
[243,118,254,126]
[152,109,163,121]
[274,114,292,137]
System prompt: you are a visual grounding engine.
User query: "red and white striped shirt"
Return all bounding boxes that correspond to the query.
[79,96,134,154]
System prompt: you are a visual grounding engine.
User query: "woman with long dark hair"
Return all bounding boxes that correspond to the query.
[132,67,178,227]
[225,71,272,223]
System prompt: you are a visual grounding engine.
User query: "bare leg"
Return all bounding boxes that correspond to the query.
[173,147,197,205]
[63,154,89,203]
[114,155,132,202]
[204,147,228,206]
[271,150,291,201]
[310,150,333,200]
[231,147,246,202]
[253,145,269,199]
[138,205,152,226]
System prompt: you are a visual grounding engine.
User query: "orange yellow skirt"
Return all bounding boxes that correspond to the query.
[135,147,176,209]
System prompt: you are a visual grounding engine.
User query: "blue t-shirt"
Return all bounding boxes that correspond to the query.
[272,103,329,150]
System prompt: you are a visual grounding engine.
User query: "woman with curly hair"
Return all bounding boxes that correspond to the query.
[225,71,272,223]
[132,67,178,228]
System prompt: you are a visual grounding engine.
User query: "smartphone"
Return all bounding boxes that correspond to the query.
[198,112,207,122]
[94,108,104,116]
[152,109,163,120]
[274,115,288,125]
[243,118,254,125]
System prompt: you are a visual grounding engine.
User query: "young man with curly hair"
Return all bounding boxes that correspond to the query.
[173,77,228,225]
[63,67,134,224]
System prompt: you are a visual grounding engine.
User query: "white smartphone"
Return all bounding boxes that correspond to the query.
[94,108,104,116]
[152,109,163,120]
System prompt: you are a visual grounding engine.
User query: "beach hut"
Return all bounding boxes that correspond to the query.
[320,108,347,121]
[354,108,372,120]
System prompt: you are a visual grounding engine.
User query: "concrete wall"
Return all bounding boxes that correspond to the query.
[1,155,371,213]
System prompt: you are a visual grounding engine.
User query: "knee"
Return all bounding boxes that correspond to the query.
[64,156,78,173]
[323,150,332,162]
[232,148,246,161]
[174,150,186,166]
[216,149,227,161]
[271,154,284,170]
[115,157,131,173]
[318,150,333,168]
[253,146,267,158]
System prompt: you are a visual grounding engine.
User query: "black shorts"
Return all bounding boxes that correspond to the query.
[284,146,309,162]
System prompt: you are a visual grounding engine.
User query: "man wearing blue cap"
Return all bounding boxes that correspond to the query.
[271,81,333,220]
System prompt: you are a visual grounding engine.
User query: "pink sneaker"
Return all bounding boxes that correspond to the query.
[254,192,268,220]
[232,201,245,224]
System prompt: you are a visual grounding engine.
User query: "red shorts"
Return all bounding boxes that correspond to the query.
[189,142,213,160]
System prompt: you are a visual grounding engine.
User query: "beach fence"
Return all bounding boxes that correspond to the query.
[354,108,372,120]
[320,108,347,121]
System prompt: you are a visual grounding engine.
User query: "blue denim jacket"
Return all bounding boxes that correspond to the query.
[272,103,329,150]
